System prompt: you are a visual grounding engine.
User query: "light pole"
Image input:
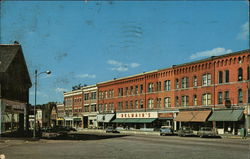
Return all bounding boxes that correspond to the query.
[33,69,51,139]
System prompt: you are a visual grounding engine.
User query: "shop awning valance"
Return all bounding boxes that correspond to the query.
[174,110,211,122]
[208,109,243,122]
[97,114,115,123]
[112,118,157,123]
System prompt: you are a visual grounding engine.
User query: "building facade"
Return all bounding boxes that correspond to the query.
[0,44,32,134]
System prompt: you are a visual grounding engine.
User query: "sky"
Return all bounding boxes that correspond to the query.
[0,1,249,105]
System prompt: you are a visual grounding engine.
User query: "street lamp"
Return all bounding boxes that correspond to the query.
[33,69,51,139]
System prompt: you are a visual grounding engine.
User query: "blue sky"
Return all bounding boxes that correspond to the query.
[0,1,249,105]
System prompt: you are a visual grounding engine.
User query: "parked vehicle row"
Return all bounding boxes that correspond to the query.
[41,126,77,138]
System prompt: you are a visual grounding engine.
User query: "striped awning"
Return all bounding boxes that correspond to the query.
[174,110,211,122]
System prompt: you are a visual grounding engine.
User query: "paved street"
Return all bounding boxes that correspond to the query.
[0,132,249,159]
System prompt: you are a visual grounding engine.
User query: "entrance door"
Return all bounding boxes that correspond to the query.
[83,116,88,128]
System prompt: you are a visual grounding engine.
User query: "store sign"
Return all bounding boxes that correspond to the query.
[158,113,173,118]
[3,99,25,113]
[117,112,158,118]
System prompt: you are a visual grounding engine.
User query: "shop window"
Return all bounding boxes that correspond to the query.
[225,70,230,83]
[218,92,223,104]
[238,89,243,104]
[218,71,223,84]
[238,68,243,81]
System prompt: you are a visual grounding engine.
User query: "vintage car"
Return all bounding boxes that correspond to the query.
[197,127,218,137]
[177,127,194,137]
[160,126,174,136]
[106,127,120,133]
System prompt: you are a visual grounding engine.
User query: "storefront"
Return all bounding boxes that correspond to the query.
[56,118,64,126]
[208,109,244,135]
[97,114,115,129]
[64,117,73,127]
[158,111,178,131]
[73,117,82,128]
[88,114,98,129]
[112,111,158,131]
[174,110,212,131]
[0,99,26,133]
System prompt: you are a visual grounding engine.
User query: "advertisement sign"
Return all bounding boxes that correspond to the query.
[2,99,25,114]
[117,112,158,118]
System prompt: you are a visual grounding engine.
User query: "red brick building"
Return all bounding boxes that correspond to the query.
[97,49,250,134]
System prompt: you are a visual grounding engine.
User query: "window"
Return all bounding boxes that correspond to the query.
[181,96,189,107]
[125,87,129,96]
[202,74,211,86]
[164,97,171,108]
[130,101,133,109]
[248,89,250,104]
[140,84,143,94]
[91,92,96,99]
[175,79,179,89]
[238,89,243,104]
[238,68,243,81]
[84,93,89,100]
[118,102,123,110]
[156,82,161,91]
[218,71,223,84]
[135,100,138,109]
[125,101,129,109]
[140,100,144,109]
[202,93,212,106]
[118,88,123,97]
[218,92,223,104]
[148,83,154,92]
[181,77,189,88]
[193,95,197,106]
[98,104,103,112]
[130,86,134,95]
[148,98,154,109]
[135,85,138,94]
[156,98,161,108]
[84,105,89,112]
[175,96,179,107]
[248,66,250,80]
[193,76,197,87]
[91,104,97,112]
[225,70,229,83]
[224,91,229,100]
[164,80,171,91]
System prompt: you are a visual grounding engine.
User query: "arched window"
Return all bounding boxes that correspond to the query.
[238,68,243,81]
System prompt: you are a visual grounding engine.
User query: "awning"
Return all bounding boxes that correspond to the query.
[112,118,157,123]
[208,109,243,121]
[174,110,211,122]
[97,114,115,123]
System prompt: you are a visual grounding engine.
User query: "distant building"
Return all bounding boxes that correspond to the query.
[0,44,32,133]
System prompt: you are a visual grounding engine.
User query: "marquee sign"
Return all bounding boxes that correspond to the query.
[117,112,158,119]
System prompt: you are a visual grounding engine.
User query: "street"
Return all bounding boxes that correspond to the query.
[0,132,249,159]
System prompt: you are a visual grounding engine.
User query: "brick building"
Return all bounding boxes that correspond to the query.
[97,49,250,134]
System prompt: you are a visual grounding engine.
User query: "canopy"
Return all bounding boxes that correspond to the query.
[97,114,115,123]
[174,110,211,122]
[208,109,243,121]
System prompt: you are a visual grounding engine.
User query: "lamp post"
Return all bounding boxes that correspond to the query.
[33,69,51,139]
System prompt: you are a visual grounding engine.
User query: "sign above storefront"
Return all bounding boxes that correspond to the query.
[117,112,158,119]
[2,99,26,113]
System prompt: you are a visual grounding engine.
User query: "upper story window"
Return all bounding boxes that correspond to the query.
[164,80,171,91]
[135,100,139,109]
[238,89,243,104]
[125,101,129,109]
[202,93,212,106]
[238,68,243,81]
[175,96,179,107]
[130,101,133,109]
[156,82,161,91]
[247,66,250,80]
[218,71,223,84]
[91,92,96,99]
[140,100,144,109]
[148,98,154,109]
[156,98,161,108]
[218,92,223,104]
[130,86,134,95]
[84,93,89,100]
[202,73,211,86]
[181,96,189,107]
[175,79,179,89]
[118,88,123,97]
[193,76,197,87]
[181,77,189,88]
[224,91,229,100]
[193,95,197,106]
[248,89,250,104]
[140,84,143,94]
[148,83,154,93]
[164,97,171,108]
[225,70,230,83]
[135,85,138,94]
[125,87,129,96]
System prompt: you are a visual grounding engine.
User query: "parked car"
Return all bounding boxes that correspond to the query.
[160,126,174,136]
[197,127,218,137]
[177,127,194,137]
[106,127,120,133]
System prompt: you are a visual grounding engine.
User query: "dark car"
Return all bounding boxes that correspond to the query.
[197,127,218,137]
[106,127,120,133]
[160,126,174,136]
[177,127,194,137]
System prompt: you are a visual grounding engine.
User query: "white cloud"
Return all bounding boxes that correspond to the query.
[189,48,232,60]
[107,60,140,72]
[76,74,96,79]
[237,22,249,40]
[55,88,67,93]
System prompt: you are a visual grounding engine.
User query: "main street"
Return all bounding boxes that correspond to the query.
[0,132,249,159]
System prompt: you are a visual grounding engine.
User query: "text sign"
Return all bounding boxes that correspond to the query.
[117,112,158,119]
